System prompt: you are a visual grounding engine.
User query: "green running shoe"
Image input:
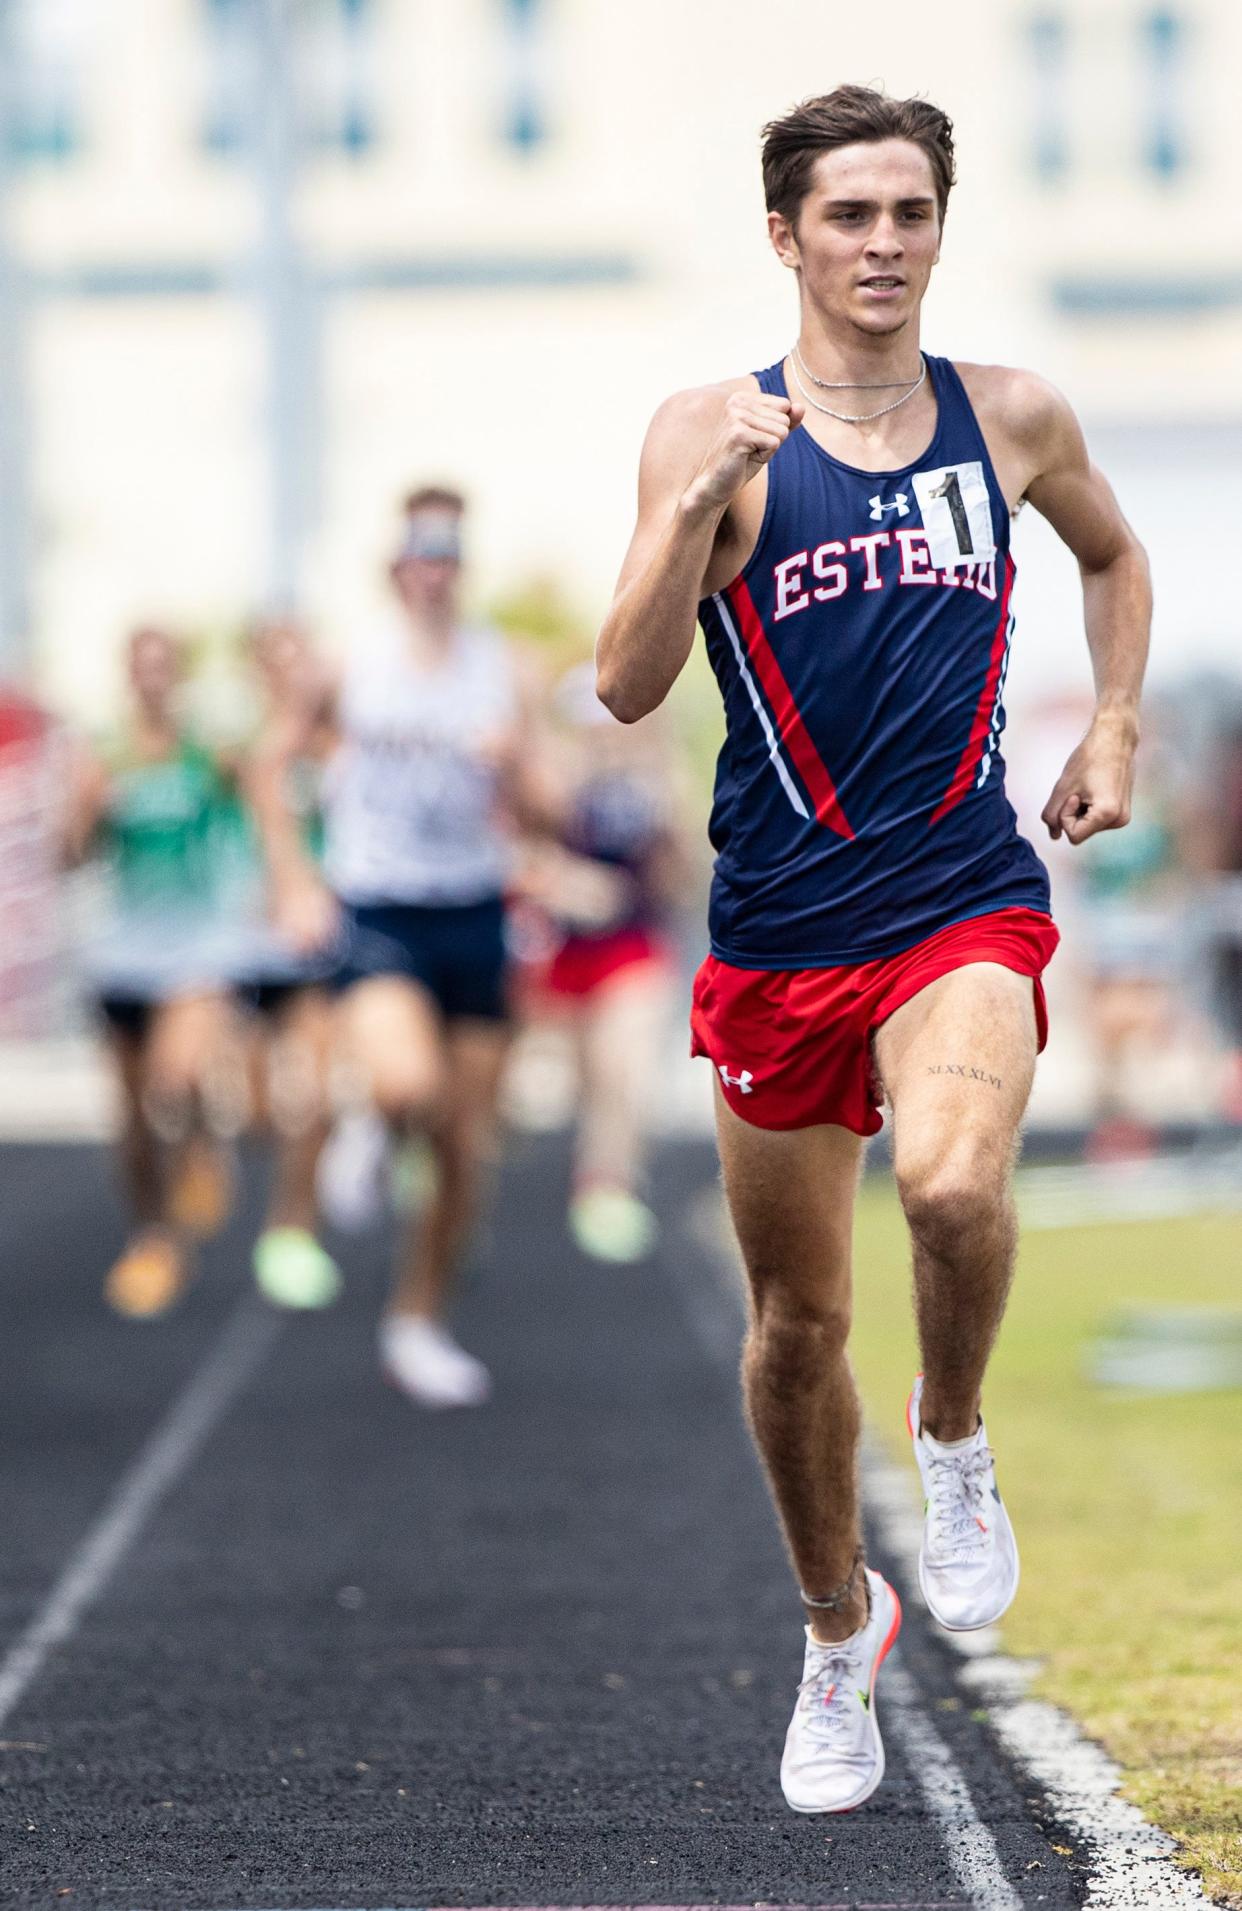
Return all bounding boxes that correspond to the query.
[569,1188,658,1263]
[253,1227,343,1310]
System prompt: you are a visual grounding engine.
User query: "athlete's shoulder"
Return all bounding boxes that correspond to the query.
[952,361,1079,453]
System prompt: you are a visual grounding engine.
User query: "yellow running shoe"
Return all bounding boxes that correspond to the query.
[169,1138,234,1237]
[252,1227,343,1310]
[569,1187,658,1263]
[104,1234,189,1319]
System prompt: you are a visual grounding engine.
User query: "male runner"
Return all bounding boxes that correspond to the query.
[596,86,1150,1812]
[256,487,545,1406]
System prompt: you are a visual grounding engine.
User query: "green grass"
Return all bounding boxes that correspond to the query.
[848,1186,1242,1905]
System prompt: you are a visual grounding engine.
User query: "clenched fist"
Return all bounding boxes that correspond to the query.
[1040,714,1138,845]
[682,391,805,515]
[272,872,341,955]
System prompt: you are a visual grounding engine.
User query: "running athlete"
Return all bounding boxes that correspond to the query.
[596,87,1151,1813]
[235,617,343,1308]
[254,486,545,1407]
[520,661,685,1262]
[66,627,239,1316]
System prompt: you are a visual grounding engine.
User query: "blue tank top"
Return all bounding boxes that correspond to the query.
[697,353,1051,966]
[564,770,667,935]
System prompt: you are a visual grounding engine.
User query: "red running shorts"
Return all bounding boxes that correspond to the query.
[544,925,673,1000]
[689,906,1060,1135]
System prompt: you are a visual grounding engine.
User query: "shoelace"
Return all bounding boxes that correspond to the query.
[798,1644,867,1741]
[924,1443,997,1565]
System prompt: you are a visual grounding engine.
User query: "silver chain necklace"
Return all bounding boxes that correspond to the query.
[788,345,926,425]
[792,344,920,390]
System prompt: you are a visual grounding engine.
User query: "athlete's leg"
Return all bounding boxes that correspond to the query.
[264,987,335,1232]
[574,964,672,1195]
[336,973,445,1136]
[391,1017,510,1319]
[874,961,1038,1443]
[106,1023,166,1228]
[715,1081,868,1642]
[100,1012,192,1316]
[144,991,236,1236]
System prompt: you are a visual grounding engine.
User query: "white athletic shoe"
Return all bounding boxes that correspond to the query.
[317,1109,390,1232]
[379,1315,492,1410]
[780,1568,902,1815]
[907,1373,1019,1631]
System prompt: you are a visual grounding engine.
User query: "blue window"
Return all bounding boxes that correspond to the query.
[201,0,378,160]
[201,0,251,156]
[2,0,84,165]
[498,0,550,154]
[303,0,377,157]
[1027,9,1069,183]
[1141,8,1188,179]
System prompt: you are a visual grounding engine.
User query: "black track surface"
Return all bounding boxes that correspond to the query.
[0,1140,1082,1910]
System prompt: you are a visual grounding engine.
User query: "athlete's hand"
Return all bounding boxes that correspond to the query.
[681,392,805,515]
[272,872,340,954]
[1040,714,1137,845]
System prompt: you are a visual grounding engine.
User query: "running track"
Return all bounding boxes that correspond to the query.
[1,1140,1088,1910]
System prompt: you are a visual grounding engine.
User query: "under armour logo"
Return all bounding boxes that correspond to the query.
[718,1065,754,1094]
[869,492,909,520]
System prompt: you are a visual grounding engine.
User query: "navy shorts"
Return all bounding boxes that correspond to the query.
[333,896,510,1022]
[236,978,321,1021]
[96,993,157,1042]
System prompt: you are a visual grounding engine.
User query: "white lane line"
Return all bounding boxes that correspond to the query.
[884,1664,1020,1911]
[687,1180,1217,1903]
[988,1698,1212,1908]
[864,1430,1213,1908]
[673,1189,1024,1911]
[1017,1150,1242,1231]
[0,1296,282,1732]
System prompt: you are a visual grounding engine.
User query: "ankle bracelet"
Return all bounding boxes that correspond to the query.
[800,1547,865,1611]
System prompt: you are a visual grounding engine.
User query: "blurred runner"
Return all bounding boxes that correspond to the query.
[1076,717,1184,1161]
[235,617,343,1308]
[253,486,547,1406]
[520,661,685,1262]
[64,627,237,1317]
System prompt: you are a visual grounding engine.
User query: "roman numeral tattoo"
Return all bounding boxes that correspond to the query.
[926,1063,1003,1090]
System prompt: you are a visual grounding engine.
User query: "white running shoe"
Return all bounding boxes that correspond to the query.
[379,1315,492,1410]
[780,1568,902,1815]
[907,1373,1019,1631]
[317,1109,390,1233]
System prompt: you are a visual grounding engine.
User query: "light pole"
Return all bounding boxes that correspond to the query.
[0,0,32,671]
[249,0,320,613]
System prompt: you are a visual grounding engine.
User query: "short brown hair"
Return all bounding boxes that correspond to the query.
[762,85,955,228]
[403,484,466,516]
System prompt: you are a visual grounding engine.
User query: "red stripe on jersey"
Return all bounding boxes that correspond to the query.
[929,556,1016,827]
[728,578,855,840]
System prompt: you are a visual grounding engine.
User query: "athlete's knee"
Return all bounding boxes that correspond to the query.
[897,1148,1009,1250]
[747,1284,852,1376]
[371,1061,444,1133]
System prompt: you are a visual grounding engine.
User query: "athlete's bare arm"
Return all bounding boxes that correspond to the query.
[246,678,341,953]
[61,740,110,868]
[596,382,804,722]
[964,365,1152,846]
[489,648,565,838]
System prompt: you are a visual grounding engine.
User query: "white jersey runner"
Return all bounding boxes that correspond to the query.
[324,618,517,907]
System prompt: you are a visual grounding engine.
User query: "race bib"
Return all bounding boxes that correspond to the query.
[911,460,996,569]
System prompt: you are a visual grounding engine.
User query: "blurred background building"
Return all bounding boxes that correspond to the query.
[0,0,1239,1133]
